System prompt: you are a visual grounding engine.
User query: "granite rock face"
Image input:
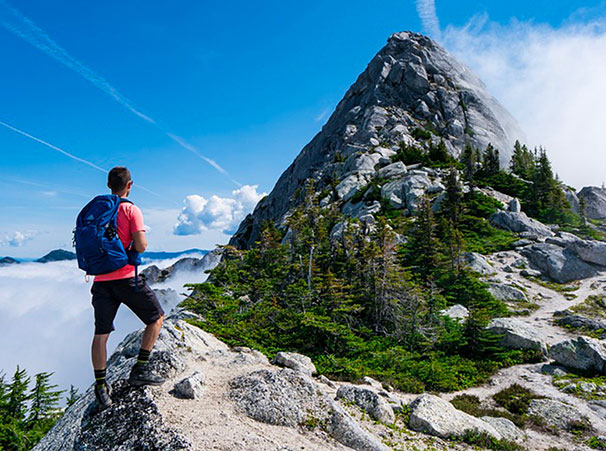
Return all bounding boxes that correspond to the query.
[230,32,524,249]
[486,318,548,355]
[489,211,553,237]
[520,243,598,283]
[549,336,606,374]
[579,186,606,219]
[408,394,501,439]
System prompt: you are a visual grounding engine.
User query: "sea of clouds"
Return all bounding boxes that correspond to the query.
[0,255,208,400]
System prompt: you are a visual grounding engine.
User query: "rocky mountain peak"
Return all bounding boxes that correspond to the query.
[230,31,524,249]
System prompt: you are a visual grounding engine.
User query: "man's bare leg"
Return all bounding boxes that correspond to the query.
[92,333,110,370]
[141,315,164,351]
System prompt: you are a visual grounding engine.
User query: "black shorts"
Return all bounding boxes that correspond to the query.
[91,277,165,335]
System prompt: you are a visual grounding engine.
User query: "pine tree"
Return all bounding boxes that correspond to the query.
[28,372,63,424]
[443,167,464,226]
[7,366,30,424]
[402,196,440,283]
[481,143,500,177]
[66,385,80,408]
[460,143,477,186]
[510,140,534,179]
[579,195,588,226]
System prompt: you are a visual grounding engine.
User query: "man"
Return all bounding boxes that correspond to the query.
[91,166,165,410]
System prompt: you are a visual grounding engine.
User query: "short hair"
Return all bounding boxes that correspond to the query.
[108,166,131,192]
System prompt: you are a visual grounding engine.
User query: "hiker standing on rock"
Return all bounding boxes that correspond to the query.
[74,166,166,410]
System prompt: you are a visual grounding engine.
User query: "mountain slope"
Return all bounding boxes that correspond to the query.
[230,31,524,249]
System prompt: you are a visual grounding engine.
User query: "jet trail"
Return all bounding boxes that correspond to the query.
[0,0,238,185]
[0,120,166,200]
[416,0,442,41]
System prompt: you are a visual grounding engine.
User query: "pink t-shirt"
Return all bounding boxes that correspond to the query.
[94,201,145,282]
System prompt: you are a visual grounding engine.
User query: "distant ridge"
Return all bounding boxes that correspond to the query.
[36,249,77,263]
[0,256,19,265]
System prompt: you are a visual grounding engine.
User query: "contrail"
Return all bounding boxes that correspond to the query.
[0,0,239,185]
[416,0,442,41]
[0,120,167,200]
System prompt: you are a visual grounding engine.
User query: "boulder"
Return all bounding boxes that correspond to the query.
[336,173,371,201]
[553,310,606,333]
[326,403,391,451]
[336,385,395,424]
[568,239,606,267]
[273,352,316,376]
[377,161,407,179]
[486,318,547,355]
[508,199,522,213]
[488,283,528,302]
[549,336,606,373]
[171,372,205,399]
[527,399,590,431]
[520,243,598,283]
[408,394,501,440]
[458,252,494,275]
[579,186,606,219]
[380,173,432,212]
[480,416,524,442]
[440,304,469,321]
[229,368,321,427]
[489,211,553,237]
[565,187,580,214]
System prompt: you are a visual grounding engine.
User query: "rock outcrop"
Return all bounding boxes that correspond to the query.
[408,394,501,439]
[579,186,606,219]
[36,249,77,263]
[489,211,553,237]
[549,336,606,373]
[520,243,597,283]
[230,31,524,249]
[486,318,548,355]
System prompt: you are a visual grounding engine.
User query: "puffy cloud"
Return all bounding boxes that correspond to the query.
[442,14,606,189]
[174,185,266,235]
[3,231,34,247]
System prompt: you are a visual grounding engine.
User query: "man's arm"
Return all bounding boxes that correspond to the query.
[132,231,147,253]
[129,205,147,253]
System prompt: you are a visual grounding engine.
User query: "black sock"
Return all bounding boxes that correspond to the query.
[137,348,151,366]
[94,368,106,388]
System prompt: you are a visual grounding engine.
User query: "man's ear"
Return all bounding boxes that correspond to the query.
[107,182,112,190]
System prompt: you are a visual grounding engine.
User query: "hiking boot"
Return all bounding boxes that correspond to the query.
[94,384,112,411]
[128,364,165,386]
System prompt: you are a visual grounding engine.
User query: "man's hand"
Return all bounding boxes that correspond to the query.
[132,231,147,253]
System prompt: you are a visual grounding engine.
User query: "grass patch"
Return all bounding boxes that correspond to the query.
[571,295,606,319]
[454,430,524,450]
[493,384,543,416]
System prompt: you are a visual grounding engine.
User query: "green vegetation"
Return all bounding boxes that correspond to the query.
[455,430,523,451]
[0,367,71,450]
[571,295,606,319]
[183,180,536,393]
[493,383,541,416]
[393,140,459,169]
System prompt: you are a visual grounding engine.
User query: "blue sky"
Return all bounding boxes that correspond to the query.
[1,0,606,257]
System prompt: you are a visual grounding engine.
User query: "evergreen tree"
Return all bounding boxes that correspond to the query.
[443,167,464,226]
[66,385,80,408]
[460,143,477,186]
[510,140,534,179]
[579,195,588,226]
[7,367,30,424]
[28,372,63,424]
[481,143,500,177]
[402,196,440,283]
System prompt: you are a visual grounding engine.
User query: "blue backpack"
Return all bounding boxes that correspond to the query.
[74,194,141,276]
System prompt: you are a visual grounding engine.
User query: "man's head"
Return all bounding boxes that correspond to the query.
[107,166,133,197]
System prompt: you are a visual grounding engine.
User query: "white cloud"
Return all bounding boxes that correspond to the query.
[0,258,210,399]
[416,0,442,40]
[3,230,34,247]
[442,14,606,189]
[174,185,266,235]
